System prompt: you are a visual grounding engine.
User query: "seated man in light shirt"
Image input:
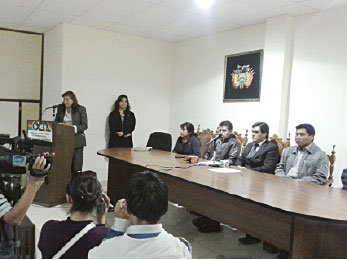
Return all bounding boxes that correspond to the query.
[88,171,191,259]
[275,123,329,185]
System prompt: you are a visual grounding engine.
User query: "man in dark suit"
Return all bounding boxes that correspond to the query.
[236,122,278,173]
[236,122,279,253]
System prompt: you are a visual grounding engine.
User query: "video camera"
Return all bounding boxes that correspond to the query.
[0,134,53,205]
[0,134,53,177]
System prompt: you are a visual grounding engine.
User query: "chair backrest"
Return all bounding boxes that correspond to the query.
[233,129,248,154]
[269,133,291,162]
[325,145,336,187]
[146,132,172,152]
[197,127,214,158]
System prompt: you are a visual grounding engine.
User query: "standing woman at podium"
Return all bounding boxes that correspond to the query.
[55,91,88,173]
[108,94,136,148]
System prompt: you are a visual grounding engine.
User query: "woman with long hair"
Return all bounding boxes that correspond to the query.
[108,94,136,148]
[55,91,88,173]
[173,122,200,157]
[38,172,110,259]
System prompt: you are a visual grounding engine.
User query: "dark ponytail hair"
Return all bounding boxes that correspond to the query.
[66,172,102,213]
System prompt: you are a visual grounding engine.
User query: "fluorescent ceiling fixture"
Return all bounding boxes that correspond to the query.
[194,0,215,9]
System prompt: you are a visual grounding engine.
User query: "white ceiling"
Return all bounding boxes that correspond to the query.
[0,0,346,42]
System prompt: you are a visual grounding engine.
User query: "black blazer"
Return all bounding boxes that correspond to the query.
[108,110,136,148]
[236,140,279,173]
[55,104,88,148]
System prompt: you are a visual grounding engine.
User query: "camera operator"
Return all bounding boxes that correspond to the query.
[0,155,51,258]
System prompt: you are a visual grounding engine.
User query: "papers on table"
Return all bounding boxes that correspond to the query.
[133,147,152,151]
[208,168,242,174]
[196,161,221,167]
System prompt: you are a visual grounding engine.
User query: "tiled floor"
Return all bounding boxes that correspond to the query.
[27,200,277,259]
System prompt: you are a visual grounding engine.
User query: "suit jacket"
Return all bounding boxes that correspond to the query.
[55,104,88,148]
[236,140,279,173]
[275,142,329,185]
[108,110,136,148]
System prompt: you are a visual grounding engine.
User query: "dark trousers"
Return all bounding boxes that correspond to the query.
[71,147,84,174]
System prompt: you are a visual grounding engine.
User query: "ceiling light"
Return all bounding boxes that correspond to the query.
[194,0,215,9]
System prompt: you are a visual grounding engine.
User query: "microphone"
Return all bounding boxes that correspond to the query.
[207,134,222,145]
[45,104,59,109]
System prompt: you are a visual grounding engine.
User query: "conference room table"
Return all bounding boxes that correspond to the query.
[97,148,347,258]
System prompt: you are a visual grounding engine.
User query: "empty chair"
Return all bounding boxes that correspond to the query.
[146,132,172,152]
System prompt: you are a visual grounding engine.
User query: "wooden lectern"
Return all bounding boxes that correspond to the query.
[33,123,75,207]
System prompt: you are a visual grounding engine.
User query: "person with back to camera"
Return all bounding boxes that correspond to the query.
[38,172,110,259]
[55,90,88,173]
[88,171,192,259]
[173,122,200,157]
[108,95,136,148]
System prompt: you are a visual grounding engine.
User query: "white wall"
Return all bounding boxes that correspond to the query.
[57,23,173,180]
[288,8,347,188]
[42,24,64,121]
[170,23,267,141]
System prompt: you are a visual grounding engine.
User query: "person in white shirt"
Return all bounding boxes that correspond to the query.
[88,171,192,259]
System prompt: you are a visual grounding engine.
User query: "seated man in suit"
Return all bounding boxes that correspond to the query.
[236,122,279,250]
[275,123,329,185]
[236,122,279,173]
[193,120,241,233]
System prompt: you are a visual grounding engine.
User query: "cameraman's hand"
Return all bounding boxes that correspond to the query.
[26,155,51,188]
[115,199,128,219]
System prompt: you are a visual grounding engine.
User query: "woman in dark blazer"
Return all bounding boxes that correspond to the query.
[108,95,136,148]
[55,91,88,173]
[173,122,200,157]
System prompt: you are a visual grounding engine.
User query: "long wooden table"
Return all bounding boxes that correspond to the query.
[98,148,347,258]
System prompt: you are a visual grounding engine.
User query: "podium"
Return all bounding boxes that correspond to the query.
[33,123,75,207]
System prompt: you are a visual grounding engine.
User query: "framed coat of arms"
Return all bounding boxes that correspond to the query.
[223,49,263,102]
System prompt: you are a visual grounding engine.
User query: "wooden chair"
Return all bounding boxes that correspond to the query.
[326,145,336,187]
[233,129,248,154]
[196,126,214,158]
[269,133,291,158]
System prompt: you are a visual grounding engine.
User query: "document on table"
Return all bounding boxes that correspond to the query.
[208,168,241,174]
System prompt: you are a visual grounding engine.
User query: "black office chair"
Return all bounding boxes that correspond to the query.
[146,132,172,152]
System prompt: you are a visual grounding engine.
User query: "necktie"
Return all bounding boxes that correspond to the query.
[247,143,259,158]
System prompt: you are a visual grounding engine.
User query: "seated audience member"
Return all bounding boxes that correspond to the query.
[236,122,279,173]
[193,120,241,233]
[204,120,241,165]
[88,171,192,259]
[342,169,347,190]
[236,122,279,250]
[38,172,110,259]
[275,123,329,185]
[173,122,200,157]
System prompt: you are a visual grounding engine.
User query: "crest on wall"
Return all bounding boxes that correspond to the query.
[231,65,255,89]
[223,49,263,102]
